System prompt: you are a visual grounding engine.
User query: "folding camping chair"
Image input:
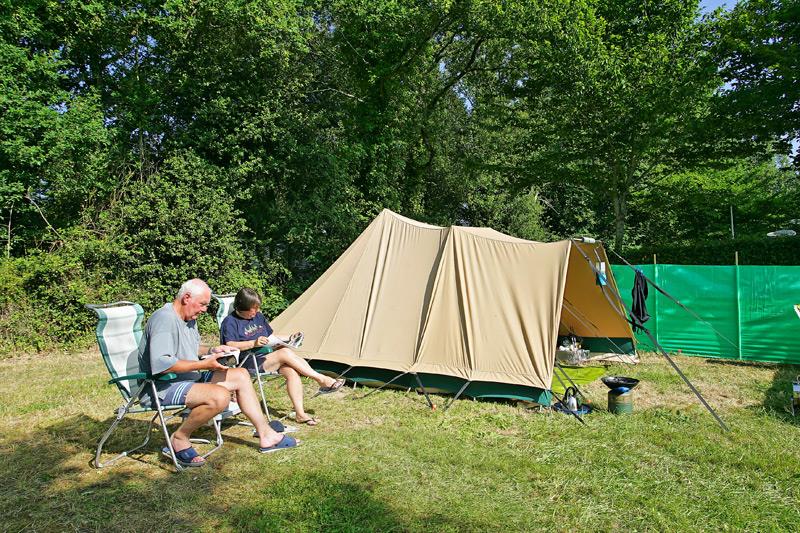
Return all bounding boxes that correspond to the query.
[212,293,283,420]
[87,301,239,472]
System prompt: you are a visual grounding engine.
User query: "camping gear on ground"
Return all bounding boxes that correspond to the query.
[792,376,800,416]
[86,301,239,472]
[556,334,589,365]
[270,209,635,406]
[601,376,639,415]
[608,389,634,414]
[601,376,640,390]
[553,401,592,416]
[563,386,579,412]
[556,348,590,365]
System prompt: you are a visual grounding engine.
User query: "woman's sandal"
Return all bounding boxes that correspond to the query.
[317,378,346,395]
[295,416,318,426]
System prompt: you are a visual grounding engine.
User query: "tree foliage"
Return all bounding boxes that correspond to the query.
[0,0,796,351]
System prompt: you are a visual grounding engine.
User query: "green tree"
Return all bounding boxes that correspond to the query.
[469,0,725,250]
[715,0,800,165]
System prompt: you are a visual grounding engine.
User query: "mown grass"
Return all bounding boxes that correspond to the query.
[0,348,799,531]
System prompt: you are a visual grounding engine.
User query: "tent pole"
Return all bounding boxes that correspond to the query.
[561,301,637,365]
[354,372,408,400]
[413,373,435,410]
[552,365,570,394]
[554,363,588,403]
[640,327,730,432]
[573,242,729,431]
[442,381,471,412]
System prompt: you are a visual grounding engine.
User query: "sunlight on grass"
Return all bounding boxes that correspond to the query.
[0,349,798,531]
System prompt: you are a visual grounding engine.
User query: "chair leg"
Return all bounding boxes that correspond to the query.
[95,382,152,469]
[253,370,271,421]
[200,417,224,459]
[151,384,183,473]
[240,352,272,420]
[153,383,227,471]
[94,395,136,468]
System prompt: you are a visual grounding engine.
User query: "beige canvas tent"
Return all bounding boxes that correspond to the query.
[272,209,634,404]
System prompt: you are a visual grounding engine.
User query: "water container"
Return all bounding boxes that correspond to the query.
[608,389,633,414]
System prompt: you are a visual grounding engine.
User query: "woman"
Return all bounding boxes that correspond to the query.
[220,287,345,425]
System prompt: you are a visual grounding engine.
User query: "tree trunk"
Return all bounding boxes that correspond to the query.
[611,184,627,253]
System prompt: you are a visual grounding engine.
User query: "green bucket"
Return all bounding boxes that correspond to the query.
[608,390,634,414]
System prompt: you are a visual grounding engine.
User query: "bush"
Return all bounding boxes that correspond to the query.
[0,151,289,352]
[624,235,800,265]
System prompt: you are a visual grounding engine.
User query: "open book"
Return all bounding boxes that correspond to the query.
[267,332,304,350]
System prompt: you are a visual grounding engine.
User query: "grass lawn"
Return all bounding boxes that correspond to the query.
[1,348,799,531]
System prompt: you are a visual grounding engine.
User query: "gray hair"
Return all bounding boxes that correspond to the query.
[176,278,210,300]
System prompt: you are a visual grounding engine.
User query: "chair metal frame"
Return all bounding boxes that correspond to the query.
[87,301,230,472]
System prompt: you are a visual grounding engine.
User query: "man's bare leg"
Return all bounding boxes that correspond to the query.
[210,368,285,448]
[172,383,230,464]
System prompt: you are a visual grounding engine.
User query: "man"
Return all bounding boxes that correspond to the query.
[139,278,298,467]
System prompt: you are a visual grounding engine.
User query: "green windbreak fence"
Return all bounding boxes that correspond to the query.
[612,264,800,365]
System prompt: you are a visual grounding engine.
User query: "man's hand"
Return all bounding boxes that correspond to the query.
[204,346,240,370]
[209,345,238,355]
[204,356,228,371]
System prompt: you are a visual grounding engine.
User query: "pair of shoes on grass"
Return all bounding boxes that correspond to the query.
[162,434,301,466]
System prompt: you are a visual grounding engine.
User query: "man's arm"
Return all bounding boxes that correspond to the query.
[167,356,226,373]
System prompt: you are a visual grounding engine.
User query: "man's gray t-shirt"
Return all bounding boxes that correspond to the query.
[138,303,202,400]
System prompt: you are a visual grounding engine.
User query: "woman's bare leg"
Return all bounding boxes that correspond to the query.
[279,366,313,422]
[263,348,337,387]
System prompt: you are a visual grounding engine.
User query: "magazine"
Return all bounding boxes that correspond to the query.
[267,332,304,350]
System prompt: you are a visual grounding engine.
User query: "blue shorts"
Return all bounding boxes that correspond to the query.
[140,372,214,408]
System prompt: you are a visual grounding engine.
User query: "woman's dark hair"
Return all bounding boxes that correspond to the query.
[233,287,262,312]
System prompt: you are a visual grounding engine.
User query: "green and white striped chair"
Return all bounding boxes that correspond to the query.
[212,293,281,418]
[87,301,234,472]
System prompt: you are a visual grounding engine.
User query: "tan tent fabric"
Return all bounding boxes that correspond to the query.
[558,243,633,340]
[272,209,633,391]
[412,228,571,390]
[272,210,449,371]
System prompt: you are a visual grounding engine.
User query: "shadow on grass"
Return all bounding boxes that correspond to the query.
[0,413,474,531]
[703,358,779,369]
[762,364,800,426]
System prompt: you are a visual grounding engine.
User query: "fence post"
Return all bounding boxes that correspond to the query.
[653,254,659,349]
[734,251,743,360]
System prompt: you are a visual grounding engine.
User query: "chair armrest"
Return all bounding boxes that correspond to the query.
[108,372,178,385]
[253,346,274,355]
[108,373,147,384]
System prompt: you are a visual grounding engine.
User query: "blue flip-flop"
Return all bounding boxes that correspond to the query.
[161,446,205,467]
[259,434,299,453]
[253,420,298,438]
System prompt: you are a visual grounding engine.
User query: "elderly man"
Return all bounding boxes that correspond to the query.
[139,278,298,467]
